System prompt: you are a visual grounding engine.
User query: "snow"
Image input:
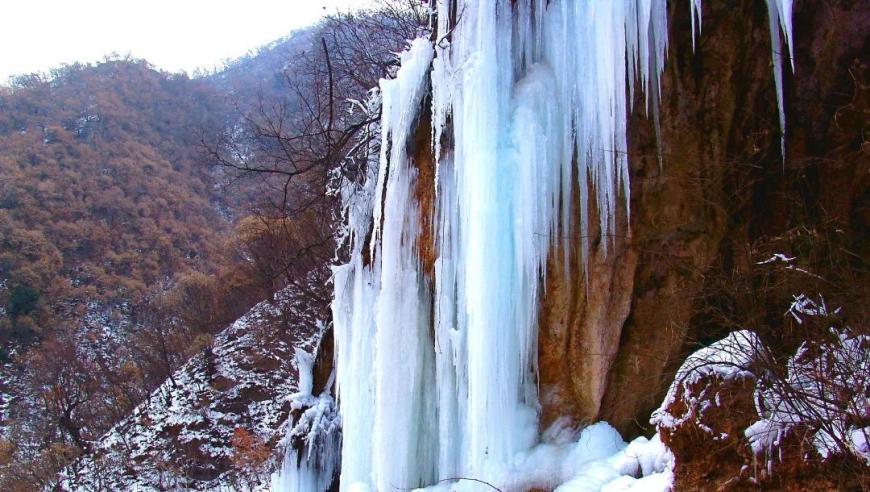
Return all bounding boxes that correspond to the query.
[652,330,763,431]
[527,424,674,492]
[756,253,797,264]
[757,255,826,280]
[60,285,324,491]
[850,428,870,460]
[653,296,868,472]
[404,422,674,492]
[746,318,869,465]
[786,293,839,323]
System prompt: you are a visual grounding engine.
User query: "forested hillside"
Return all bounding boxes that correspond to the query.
[0,2,426,489]
[0,60,230,347]
[0,58,271,489]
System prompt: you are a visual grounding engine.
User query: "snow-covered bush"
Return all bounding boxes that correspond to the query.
[746,295,869,465]
[655,294,868,475]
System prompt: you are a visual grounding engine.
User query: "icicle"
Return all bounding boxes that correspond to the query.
[333,38,437,492]
[426,0,671,484]
[764,0,795,161]
[330,86,382,491]
[294,347,314,397]
[272,353,341,492]
[690,0,703,52]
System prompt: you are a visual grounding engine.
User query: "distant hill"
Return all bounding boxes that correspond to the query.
[0,59,230,348]
[205,28,318,107]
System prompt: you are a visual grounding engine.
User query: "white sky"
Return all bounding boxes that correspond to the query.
[0,0,370,82]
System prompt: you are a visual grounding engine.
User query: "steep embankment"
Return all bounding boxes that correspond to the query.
[59,284,325,491]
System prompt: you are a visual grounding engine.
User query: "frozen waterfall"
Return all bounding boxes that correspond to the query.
[274,1,794,491]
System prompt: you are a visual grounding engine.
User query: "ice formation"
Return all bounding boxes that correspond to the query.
[332,37,437,491]
[333,1,672,487]
[272,349,342,492]
[764,0,795,158]
[288,1,797,491]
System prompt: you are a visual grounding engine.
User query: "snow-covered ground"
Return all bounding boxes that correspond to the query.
[59,286,324,491]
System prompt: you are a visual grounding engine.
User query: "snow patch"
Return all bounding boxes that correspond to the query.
[652,330,763,431]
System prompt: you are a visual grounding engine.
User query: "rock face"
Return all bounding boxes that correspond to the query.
[389,0,868,439]
[534,0,868,436]
[659,375,758,490]
[321,0,866,488]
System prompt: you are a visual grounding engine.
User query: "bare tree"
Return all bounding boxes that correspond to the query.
[203,1,428,303]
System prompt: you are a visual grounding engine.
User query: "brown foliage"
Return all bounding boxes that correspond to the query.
[0,59,228,350]
[230,427,271,471]
[0,59,244,489]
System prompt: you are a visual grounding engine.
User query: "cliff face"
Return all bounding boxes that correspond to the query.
[321,1,867,490]
[535,0,868,436]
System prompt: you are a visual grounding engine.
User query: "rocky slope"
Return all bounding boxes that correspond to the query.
[57,284,325,491]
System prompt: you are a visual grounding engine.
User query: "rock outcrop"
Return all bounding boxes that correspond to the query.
[534,0,868,437]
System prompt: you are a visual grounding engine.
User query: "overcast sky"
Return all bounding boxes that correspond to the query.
[0,0,369,82]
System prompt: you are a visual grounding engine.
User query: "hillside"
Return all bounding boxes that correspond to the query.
[57,283,325,491]
[0,59,229,348]
[0,4,423,489]
[0,56,276,489]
